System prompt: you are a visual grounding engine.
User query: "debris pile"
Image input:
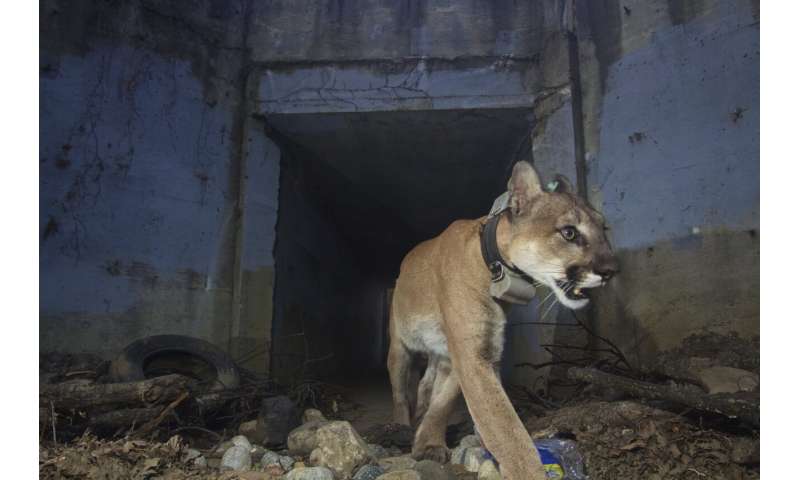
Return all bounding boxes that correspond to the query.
[39,332,759,479]
[39,408,477,480]
[525,401,759,479]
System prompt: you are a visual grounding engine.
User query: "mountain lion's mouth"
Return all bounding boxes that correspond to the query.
[556,279,589,300]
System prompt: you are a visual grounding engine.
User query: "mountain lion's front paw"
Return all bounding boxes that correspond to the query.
[413,445,450,464]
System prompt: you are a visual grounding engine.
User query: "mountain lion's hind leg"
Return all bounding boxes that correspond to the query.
[414,355,438,425]
[411,359,460,463]
[388,338,413,426]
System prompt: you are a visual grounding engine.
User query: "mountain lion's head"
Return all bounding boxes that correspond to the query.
[504,161,619,309]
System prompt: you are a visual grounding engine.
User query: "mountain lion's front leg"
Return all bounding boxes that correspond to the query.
[411,358,459,462]
[442,301,546,480]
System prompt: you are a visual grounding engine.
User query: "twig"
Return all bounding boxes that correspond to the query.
[168,426,223,440]
[134,391,189,437]
[508,322,582,327]
[540,343,625,356]
[204,428,228,455]
[65,370,97,377]
[569,311,633,371]
[687,468,708,477]
[515,358,594,370]
[50,401,57,444]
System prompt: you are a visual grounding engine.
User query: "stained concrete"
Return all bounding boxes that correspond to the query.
[573,0,759,367]
[268,106,534,379]
[39,0,278,367]
[40,0,759,385]
[256,58,540,114]
[266,109,533,252]
[40,43,244,357]
[270,145,369,381]
[40,0,563,373]
[246,0,564,62]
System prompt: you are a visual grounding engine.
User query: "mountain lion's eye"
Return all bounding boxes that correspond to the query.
[560,226,578,242]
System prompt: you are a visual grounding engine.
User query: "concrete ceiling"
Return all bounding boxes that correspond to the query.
[266,108,534,276]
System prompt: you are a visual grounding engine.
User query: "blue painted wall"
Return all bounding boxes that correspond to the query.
[39,1,282,366]
[577,0,760,363]
[589,2,759,249]
[41,45,239,355]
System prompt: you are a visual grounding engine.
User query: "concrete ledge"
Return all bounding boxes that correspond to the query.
[256,58,540,114]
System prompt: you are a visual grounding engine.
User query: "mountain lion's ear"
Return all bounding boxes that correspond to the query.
[547,174,574,194]
[507,161,543,216]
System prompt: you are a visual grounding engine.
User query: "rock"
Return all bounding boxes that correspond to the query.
[279,455,296,471]
[375,470,421,480]
[444,464,469,477]
[386,447,403,457]
[477,460,502,480]
[303,408,327,423]
[285,466,336,480]
[239,419,257,433]
[258,395,300,446]
[215,440,234,456]
[730,437,759,464]
[221,445,252,471]
[264,464,285,477]
[413,460,449,480]
[458,435,482,448]
[288,420,329,455]
[308,421,371,479]
[250,445,267,462]
[182,448,207,468]
[449,446,466,465]
[378,456,417,472]
[232,435,252,449]
[450,447,487,472]
[260,450,281,467]
[696,366,760,394]
[183,448,203,462]
[240,419,267,444]
[219,472,278,480]
[353,464,385,480]
[366,444,389,460]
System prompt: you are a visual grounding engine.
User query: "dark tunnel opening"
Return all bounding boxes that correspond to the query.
[266,108,535,385]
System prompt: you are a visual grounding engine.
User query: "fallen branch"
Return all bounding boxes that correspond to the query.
[569,311,633,372]
[40,374,192,410]
[567,367,759,425]
[134,391,190,437]
[89,407,162,430]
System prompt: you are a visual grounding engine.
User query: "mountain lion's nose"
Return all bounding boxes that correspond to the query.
[595,257,620,281]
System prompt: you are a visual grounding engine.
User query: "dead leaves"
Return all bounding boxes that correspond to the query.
[524,401,758,480]
[40,434,196,480]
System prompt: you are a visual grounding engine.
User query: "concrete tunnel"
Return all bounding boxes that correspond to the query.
[40,0,759,439]
[38,1,760,476]
[258,61,542,385]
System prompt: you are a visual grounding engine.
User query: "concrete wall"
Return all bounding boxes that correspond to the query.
[40,0,759,383]
[574,0,759,367]
[270,144,376,381]
[40,0,281,371]
[40,0,565,377]
[246,0,563,62]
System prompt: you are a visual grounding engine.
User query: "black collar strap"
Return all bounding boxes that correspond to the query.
[479,213,534,284]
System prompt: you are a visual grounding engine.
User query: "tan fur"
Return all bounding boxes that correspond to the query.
[388,162,618,479]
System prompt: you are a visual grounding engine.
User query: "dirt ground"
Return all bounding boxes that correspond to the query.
[39,333,759,479]
[525,401,758,479]
[39,394,759,479]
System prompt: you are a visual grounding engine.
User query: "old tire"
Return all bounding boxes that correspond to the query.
[110,335,240,390]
